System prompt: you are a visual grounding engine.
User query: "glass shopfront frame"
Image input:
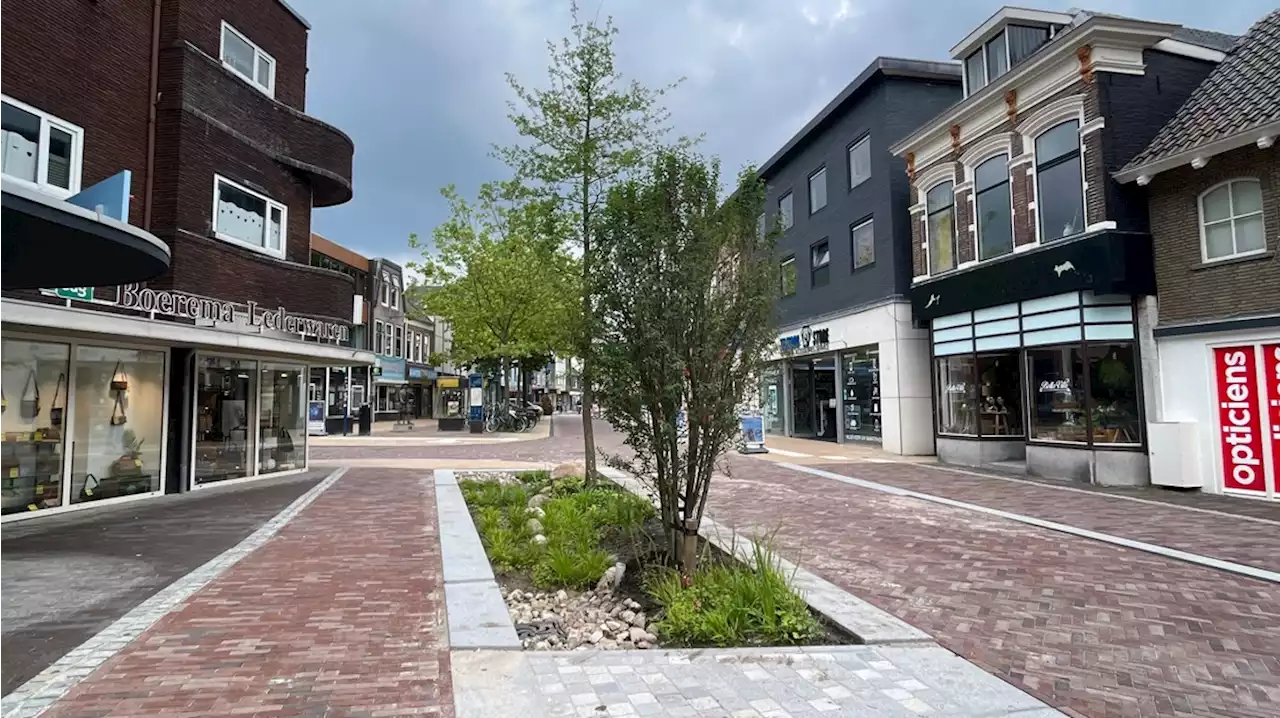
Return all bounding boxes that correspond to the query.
[191,352,308,489]
[3,333,170,518]
[841,345,881,441]
[930,292,1145,449]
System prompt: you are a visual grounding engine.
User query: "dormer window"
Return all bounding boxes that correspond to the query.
[963,24,1056,96]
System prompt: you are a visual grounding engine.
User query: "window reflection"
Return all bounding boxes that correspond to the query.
[195,356,257,484]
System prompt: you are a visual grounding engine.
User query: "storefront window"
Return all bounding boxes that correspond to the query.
[259,364,306,474]
[327,366,348,417]
[70,347,165,504]
[976,352,1023,437]
[350,366,369,409]
[195,356,257,485]
[842,345,881,439]
[308,367,325,402]
[377,384,402,413]
[440,387,464,418]
[761,364,784,434]
[936,355,977,435]
[1087,343,1141,445]
[2,339,70,514]
[1028,346,1087,443]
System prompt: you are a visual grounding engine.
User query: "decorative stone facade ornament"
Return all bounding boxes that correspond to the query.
[1005,90,1018,124]
[906,152,916,183]
[949,124,962,155]
[1077,45,1094,83]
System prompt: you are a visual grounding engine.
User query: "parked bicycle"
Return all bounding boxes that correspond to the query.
[484,401,537,433]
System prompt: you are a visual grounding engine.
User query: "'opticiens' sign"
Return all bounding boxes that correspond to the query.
[119,284,350,343]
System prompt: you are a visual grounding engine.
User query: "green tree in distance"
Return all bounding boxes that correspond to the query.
[496,0,688,479]
[409,180,578,395]
[593,151,778,575]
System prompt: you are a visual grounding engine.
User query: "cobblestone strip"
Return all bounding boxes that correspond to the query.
[1,468,348,718]
[784,463,1280,584]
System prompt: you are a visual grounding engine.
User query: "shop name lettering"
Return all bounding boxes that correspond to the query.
[1039,379,1071,392]
[1219,349,1262,486]
[119,285,350,342]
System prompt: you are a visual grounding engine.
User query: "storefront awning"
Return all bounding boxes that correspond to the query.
[1,176,170,290]
[909,230,1157,322]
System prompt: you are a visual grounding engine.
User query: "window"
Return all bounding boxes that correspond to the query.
[757,213,766,239]
[1087,343,1141,445]
[213,175,286,257]
[1034,120,1084,241]
[964,31,1013,96]
[936,355,977,435]
[376,385,401,413]
[1200,179,1265,261]
[394,325,404,358]
[965,51,986,94]
[1008,25,1050,65]
[850,219,874,269]
[380,273,390,306]
[810,240,830,288]
[374,320,385,355]
[976,352,1023,436]
[1028,345,1087,442]
[780,257,797,297]
[220,22,275,96]
[195,356,259,485]
[927,182,956,274]
[985,31,1009,83]
[808,167,827,214]
[779,192,794,230]
[1,96,83,196]
[848,136,871,188]
[390,277,401,310]
[415,333,424,363]
[974,154,1013,260]
[259,364,306,473]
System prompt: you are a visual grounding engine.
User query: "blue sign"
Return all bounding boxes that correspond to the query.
[779,335,800,351]
[408,366,425,379]
[468,373,483,389]
[308,402,325,422]
[68,170,132,221]
[738,415,768,454]
[469,405,484,422]
[377,356,406,382]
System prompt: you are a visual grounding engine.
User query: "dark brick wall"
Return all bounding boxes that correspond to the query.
[1,0,154,227]
[1147,148,1280,326]
[161,0,308,111]
[1096,50,1219,234]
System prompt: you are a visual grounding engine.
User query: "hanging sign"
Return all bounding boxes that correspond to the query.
[1214,346,1266,494]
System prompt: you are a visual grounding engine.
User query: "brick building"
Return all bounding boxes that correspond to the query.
[1,0,370,520]
[890,6,1238,485]
[1114,10,1280,500]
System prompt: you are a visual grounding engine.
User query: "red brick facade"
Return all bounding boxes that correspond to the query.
[1,0,356,326]
[1146,147,1280,326]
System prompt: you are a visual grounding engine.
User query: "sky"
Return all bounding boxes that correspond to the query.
[292,0,1271,270]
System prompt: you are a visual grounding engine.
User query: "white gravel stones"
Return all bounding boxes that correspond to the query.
[502,585,661,651]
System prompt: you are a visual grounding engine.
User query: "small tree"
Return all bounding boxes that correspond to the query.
[593,151,777,575]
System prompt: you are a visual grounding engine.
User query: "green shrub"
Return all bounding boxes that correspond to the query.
[549,474,587,497]
[541,497,599,551]
[516,470,552,493]
[646,542,819,646]
[534,545,613,589]
[484,526,538,572]
[460,480,528,511]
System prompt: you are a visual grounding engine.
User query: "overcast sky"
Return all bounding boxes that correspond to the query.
[292,0,1271,269]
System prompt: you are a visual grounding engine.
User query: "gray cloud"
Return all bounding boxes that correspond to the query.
[293,0,1272,262]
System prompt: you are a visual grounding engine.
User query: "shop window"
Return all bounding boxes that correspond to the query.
[327,366,348,417]
[377,385,402,413]
[974,154,1013,260]
[779,192,794,230]
[220,22,275,97]
[850,219,874,269]
[213,175,286,258]
[848,136,871,189]
[1200,179,1265,261]
[842,346,881,439]
[69,347,165,504]
[1087,343,1141,445]
[1,339,70,514]
[761,365,784,434]
[1034,120,1084,242]
[2,96,83,196]
[927,182,956,274]
[308,367,325,402]
[936,355,977,435]
[1027,346,1087,443]
[780,256,796,297]
[810,240,830,288]
[259,364,305,474]
[808,167,827,214]
[194,356,257,485]
[975,352,1023,436]
[350,366,370,409]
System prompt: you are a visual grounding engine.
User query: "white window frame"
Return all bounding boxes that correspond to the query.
[924,180,958,276]
[1018,97,1087,246]
[380,272,390,306]
[220,21,276,98]
[848,135,871,189]
[1198,178,1267,263]
[390,277,401,310]
[963,30,1011,97]
[211,174,287,259]
[374,319,385,355]
[395,325,404,358]
[1,95,84,198]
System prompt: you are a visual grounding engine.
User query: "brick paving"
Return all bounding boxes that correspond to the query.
[42,467,453,718]
[811,460,1280,573]
[708,460,1280,718]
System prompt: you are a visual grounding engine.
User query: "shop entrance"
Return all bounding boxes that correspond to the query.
[790,357,837,440]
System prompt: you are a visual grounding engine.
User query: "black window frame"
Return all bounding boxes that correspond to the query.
[974,154,1013,261]
[779,191,794,230]
[780,255,797,297]
[847,135,871,189]
[926,181,957,274]
[810,238,830,288]
[808,166,828,215]
[850,217,875,270]
[1034,119,1085,243]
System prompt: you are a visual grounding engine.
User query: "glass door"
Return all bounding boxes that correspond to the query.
[193,356,257,485]
[259,364,306,474]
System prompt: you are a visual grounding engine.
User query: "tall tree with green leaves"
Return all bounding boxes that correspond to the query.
[409,181,577,391]
[593,150,778,574]
[496,1,685,479]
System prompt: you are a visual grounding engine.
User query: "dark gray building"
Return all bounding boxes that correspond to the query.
[759,57,962,455]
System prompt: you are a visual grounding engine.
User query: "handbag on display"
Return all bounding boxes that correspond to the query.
[50,374,65,427]
[110,392,128,426]
[110,362,129,391]
[20,371,40,421]
[278,427,295,455]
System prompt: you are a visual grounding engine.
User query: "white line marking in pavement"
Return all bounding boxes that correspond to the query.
[766,448,812,458]
[0,468,349,718]
[781,463,1280,585]
[821,455,850,461]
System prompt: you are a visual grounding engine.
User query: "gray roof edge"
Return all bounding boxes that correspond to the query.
[757,57,962,179]
[276,0,312,30]
[1116,119,1280,182]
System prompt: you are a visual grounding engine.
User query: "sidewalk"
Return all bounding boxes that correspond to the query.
[710,456,1280,718]
[311,415,551,447]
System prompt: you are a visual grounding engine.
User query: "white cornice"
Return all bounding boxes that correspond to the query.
[913,163,958,198]
[960,131,1015,167]
[1153,38,1227,63]
[1115,120,1280,184]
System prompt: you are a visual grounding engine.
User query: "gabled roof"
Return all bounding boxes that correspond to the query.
[1119,10,1280,180]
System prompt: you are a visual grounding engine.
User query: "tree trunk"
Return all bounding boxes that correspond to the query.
[581,358,597,481]
[677,522,699,577]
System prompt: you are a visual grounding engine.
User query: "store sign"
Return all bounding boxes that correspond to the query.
[1039,379,1072,393]
[944,382,968,394]
[118,285,350,342]
[1264,344,1280,489]
[779,326,829,354]
[1214,346,1266,493]
[376,357,406,383]
[53,287,93,301]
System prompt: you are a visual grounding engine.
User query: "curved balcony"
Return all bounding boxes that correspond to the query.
[172,43,354,207]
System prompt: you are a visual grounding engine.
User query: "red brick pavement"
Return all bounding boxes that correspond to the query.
[45,468,453,718]
[710,461,1280,718]
[810,460,1280,574]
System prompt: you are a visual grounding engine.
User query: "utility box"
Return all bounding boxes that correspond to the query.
[1147,421,1202,488]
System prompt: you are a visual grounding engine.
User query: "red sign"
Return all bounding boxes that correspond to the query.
[1215,346,1266,493]
[1263,344,1280,493]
